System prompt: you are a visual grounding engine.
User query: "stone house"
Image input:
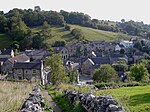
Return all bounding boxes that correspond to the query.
[115,44,125,51]
[120,40,133,48]
[0,49,14,58]
[23,49,50,60]
[80,57,111,75]
[2,54,30,72]
[13,61,46,85]
[87,41,115,52]
[133,52,148,63]
[53,47,69,60]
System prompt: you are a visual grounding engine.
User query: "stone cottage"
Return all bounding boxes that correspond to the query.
[13,61,46,85]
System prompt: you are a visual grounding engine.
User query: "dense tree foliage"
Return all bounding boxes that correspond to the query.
[130,63,149,82]
[45,54,68,85]
[93,64,118,82]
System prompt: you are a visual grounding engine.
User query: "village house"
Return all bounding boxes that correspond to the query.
[53,47,69,60]
[1,54,30,72]
[133,52,149,63]
[115,44,125,51]
[80,57,111,75]
[120,40,133,48]
[0,49,14,59]
[23,49,50,60]
[13,60,46,85]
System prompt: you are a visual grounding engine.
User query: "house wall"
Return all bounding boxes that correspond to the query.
[13,69,41,81]
[81,59,94,75]
[61,48,69,60]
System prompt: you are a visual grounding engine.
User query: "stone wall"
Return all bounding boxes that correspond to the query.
[20,85,45,112]
[64,90,125,112]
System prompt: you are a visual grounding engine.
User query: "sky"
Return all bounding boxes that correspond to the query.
[0,0,150,24]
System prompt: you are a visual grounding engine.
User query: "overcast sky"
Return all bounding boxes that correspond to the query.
[0,0,150,24]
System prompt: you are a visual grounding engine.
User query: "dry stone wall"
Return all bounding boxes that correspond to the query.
[64,90,125,112]
[20,85,45,112]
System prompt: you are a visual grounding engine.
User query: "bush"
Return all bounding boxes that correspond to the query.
[95,82,149,89]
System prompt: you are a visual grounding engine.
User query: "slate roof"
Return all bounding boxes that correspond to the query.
[110,54,126,59]
[13,62,42,70]
[0,49,12,55]
[0,58,8,62]
[53,47,67,53]
[91,57,111,65]
[24,49,48,56]
[8,54,30,64]
[134,52,145,56]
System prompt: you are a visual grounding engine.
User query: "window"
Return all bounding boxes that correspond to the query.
[33,70,36,74]
[18,76,22,80]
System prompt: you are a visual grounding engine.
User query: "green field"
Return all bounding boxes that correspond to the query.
[32,25,132,45]
[32,26,77,45]
[57,84,150,112]
[109,86,150,112]
[0,34,11,49]
[70,25,131,42]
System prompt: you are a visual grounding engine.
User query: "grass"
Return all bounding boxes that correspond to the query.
[53,84,150,112]
[46,85,85,112]
[0,81,33,112]
[32,25,132,46]
[0,34,11,49]
[70,25,132,42]
[32,26,77,45]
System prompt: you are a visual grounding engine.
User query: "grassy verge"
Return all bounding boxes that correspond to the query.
[56,84,150,112]
[0,81,33,112]
[46,85,85,112]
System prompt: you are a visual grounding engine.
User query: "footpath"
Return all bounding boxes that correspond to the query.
[42,89,61,112]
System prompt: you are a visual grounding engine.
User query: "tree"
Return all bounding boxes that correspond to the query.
[67,68,78,83]
[120,49,125,54]
[71,28,84,40]
[113,58,128,72]
[93,64,118,82]
[52,40,66,47]
[32,34,43,49]
[130,63,149,82]
[65,24,71,30]
[121,19,125,23]
[45,54,68,85]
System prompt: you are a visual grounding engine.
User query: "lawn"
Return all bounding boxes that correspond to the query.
[0,34,11,49]
[56,84,150,112]
[0,81,33,112]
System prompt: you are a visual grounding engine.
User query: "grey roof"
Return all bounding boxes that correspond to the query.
[0,49,12,55]
[0,58,8,62]
[134,52,144,56]
[110,54,126,59]
[119,44,125,48]
[91,57,111,65]
[13,62,42,69]
[24,49,48,56]
[8,54,30,64]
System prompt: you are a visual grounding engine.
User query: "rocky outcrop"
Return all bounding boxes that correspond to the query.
[64,90,125,112]
[20,85,45,112]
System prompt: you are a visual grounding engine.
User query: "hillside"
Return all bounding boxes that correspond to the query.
[70,25,132,42]
[0,25,132,49]
[32,25,132,45]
